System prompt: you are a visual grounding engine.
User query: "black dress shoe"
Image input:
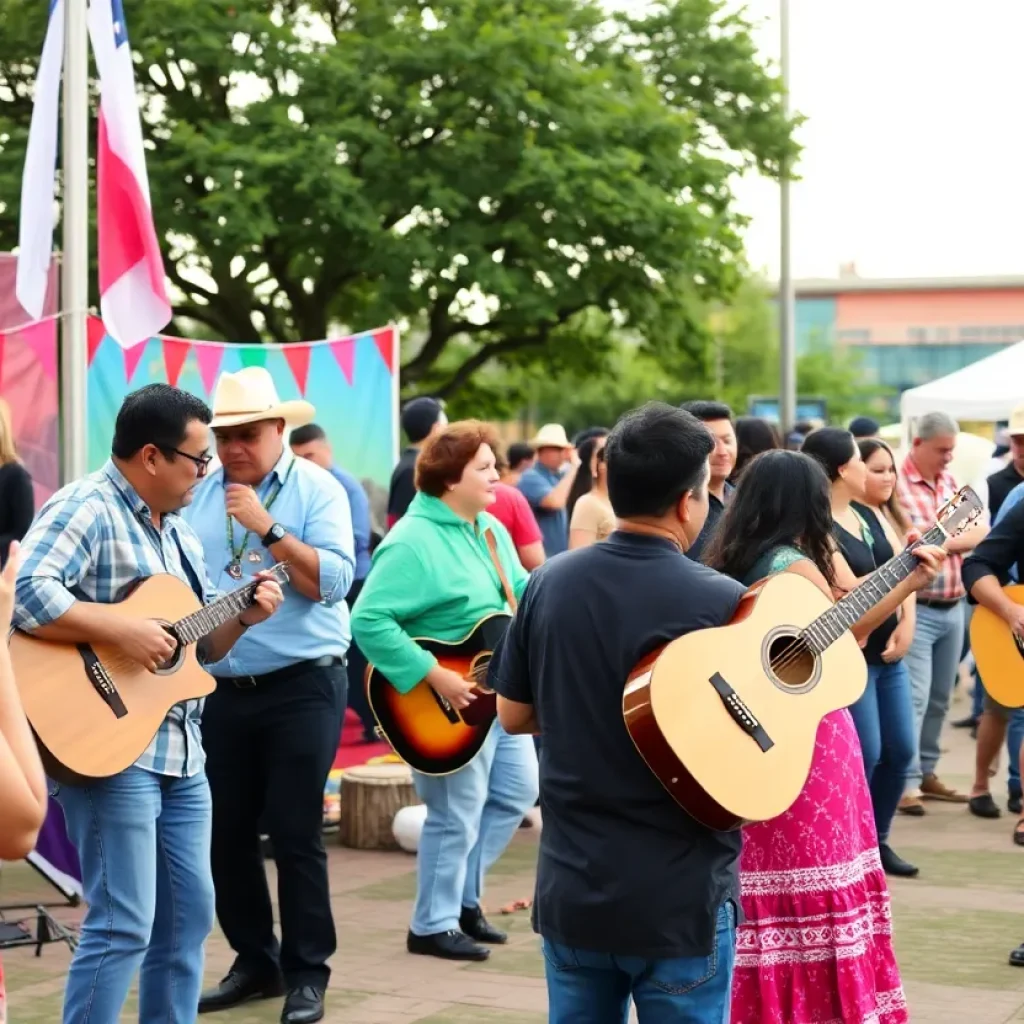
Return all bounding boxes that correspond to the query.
[281,986,324,1024]
[1010,794,1023,815]
[879,843,919,878]
[953,715,978,730]
[1010,942,1024,966]
[198,970,285,1013]
[407,929,490,961]
[969,793,1002,819]
[459,905,508,944]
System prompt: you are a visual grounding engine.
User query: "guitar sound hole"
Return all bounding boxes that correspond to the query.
[767,634,816,688]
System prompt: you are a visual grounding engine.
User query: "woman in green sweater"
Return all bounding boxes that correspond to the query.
[351,420,539,963]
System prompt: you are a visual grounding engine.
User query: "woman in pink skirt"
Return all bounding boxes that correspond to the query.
[709,450,942,1023]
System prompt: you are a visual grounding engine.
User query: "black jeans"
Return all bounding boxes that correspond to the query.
[345,578,375,734]
[202,660,347,988]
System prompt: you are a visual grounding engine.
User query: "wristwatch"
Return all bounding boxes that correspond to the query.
[262,523,287,547]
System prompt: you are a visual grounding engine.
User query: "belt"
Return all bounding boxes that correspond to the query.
[215,655,346,690]
[916,597,962,609]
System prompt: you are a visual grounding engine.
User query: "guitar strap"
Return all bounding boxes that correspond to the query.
[484,530,518,613]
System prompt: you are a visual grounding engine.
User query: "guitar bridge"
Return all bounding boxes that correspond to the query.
[77,644,128,719]
[709,672,773,753]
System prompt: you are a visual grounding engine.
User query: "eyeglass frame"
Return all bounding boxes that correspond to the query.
[162,446,213,477]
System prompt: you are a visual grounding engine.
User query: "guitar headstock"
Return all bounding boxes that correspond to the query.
[936,486,984,540]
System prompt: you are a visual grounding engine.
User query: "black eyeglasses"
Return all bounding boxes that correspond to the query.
[164,448,213,477]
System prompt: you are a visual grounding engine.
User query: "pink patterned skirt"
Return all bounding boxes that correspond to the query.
[730,710,908,1024]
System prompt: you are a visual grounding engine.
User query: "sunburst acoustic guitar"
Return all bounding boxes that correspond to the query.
[9,563,290,785]
[624,486,983,831]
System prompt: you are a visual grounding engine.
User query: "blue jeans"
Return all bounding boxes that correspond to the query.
[903,601,965,786]
[543,902,735,1024]
[848,660,915,842]
[56,768,215,1024]
[411,723,538,935]
[1010,711,1024,799]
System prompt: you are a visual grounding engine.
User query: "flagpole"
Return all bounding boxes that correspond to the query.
[60,0,89,484]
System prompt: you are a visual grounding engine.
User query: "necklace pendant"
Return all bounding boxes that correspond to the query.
[226,560,243,581]
[247,550,263,563]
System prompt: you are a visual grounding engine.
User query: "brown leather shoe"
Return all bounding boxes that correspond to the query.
[898,793,926,816]
[921,773,969,803]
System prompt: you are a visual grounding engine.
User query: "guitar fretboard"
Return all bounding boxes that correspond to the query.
[172,564,289,646]
[800,524,946,655]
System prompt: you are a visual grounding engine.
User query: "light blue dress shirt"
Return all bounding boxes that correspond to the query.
[183,448,355,676]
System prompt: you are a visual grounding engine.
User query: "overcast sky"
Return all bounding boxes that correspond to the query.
[621,0,1024,281]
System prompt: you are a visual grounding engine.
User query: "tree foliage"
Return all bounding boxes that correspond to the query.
[0,0,797,398]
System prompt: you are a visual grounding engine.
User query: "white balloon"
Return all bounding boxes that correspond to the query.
[392,804,427,853]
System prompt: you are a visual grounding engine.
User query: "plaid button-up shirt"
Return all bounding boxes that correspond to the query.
[13,460,217,777]
[896,453,964,602]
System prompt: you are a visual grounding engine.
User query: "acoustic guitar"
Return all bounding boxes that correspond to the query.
[970,584,1024,708]
[365,613,510,776]
[9,563,290,785]
[624,487,983,831]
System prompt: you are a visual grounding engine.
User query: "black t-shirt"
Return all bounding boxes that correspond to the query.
[386,447,419,525]
[489,531,746,958]
[964,499,1024,597]
[687,482,734,563]
[988,462,1024,521]
[833,502,898,665]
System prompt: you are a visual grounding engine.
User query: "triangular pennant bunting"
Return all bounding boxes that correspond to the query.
[194,344,224,395]
[239,346,267,369]
[282,344,312,395]
[87,316,106,365]
[18,320,57,381]
[123,339,149,384]
[372,326,396,374]
[329,339,355,386]
[162,338,191,388]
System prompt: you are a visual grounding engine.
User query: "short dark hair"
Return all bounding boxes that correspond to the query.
[800,427,857,483]
[605,403,713,518]
[573,426,609,447]
[680,400,734,424]
[506,442,534,470]
[290,423,327,445]
[401,397,445,443]
[848,415,880,439]
[111,384,212,460]
[415,420,499,497]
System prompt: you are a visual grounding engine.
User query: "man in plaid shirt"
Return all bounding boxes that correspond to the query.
[897,411,987,816]
[13,385,284,1024]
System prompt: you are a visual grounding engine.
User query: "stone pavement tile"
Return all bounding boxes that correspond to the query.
[413,1007,546,1023]
[903,981,1024,1024]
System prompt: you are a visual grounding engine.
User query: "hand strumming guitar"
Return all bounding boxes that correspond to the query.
[427,665,478,710]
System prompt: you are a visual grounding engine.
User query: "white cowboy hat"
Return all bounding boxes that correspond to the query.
[209,367,315,429]
[529,423,572,449]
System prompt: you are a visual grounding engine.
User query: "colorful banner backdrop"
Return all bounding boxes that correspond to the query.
[87,318,399,488]
[0,254,60,505]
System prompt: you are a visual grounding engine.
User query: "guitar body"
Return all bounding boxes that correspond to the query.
[366,613,511,776]
[624,572,868,831]
[970,584,1024,708]
[10,574,217,785]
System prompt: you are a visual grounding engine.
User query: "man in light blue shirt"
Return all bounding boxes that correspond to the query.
[184,369,354,1024]
[516,423,578,557]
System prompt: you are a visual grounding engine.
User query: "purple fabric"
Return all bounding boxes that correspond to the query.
[28,797,82,897]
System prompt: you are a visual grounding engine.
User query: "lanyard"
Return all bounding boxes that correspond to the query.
[225,459,295,562]
[851,507,877,568]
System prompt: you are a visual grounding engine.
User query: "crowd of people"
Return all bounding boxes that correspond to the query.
[1,375,1023,1022]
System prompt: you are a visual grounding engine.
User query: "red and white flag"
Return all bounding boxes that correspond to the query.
[87,0,170,348]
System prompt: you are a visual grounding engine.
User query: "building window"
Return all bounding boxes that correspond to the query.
[837,329,871,343]
[907,327,928,343]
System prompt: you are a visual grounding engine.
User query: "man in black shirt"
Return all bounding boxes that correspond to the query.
[986,409,1024,520]
[386,397,446,527]
[680,400,736,563]
[490,402,745,1024]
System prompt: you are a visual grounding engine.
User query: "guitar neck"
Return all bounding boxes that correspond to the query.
[803,523,947,654]
[172,582,260,646]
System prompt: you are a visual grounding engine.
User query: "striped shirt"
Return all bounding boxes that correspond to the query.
[896,454,964,602]
[13,460,217,777]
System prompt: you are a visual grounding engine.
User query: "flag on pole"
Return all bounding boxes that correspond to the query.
[87,0,171,348]
[15,0,65,321]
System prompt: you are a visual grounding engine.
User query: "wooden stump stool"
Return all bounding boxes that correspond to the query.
[338,762,421,850]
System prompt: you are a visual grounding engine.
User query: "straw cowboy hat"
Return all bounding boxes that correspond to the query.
[529,423,573,449]
[209,367,316,429]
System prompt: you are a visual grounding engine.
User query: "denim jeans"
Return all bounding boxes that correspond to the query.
[903,601,965,786]
[1009,710,1024,799]
[56,767,215,1024]
[411,722,538,935]
[543,902,735,1024]
[848,660,915,842]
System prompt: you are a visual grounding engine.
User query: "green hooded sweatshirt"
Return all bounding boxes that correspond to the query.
[350,492,529,693]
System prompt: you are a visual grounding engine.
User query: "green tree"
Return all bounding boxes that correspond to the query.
[0,0,797,397]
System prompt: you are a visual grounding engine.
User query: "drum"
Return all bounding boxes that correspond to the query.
[338,762,421,851]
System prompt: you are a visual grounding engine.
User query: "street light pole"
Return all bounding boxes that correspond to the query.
[778,0,796,434]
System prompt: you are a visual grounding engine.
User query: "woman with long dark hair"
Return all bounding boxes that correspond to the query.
[709,449,942,1024]
[565,429,609,525]
[730,416,781,483]
[569,442,614,549]
[802,428,919,879]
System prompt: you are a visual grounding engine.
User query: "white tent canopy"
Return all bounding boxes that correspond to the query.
[900,340,1024,422]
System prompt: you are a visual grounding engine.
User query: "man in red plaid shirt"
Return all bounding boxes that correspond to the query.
[897,412,988,815]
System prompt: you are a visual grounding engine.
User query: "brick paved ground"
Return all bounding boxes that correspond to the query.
[4,688,1024,1022]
